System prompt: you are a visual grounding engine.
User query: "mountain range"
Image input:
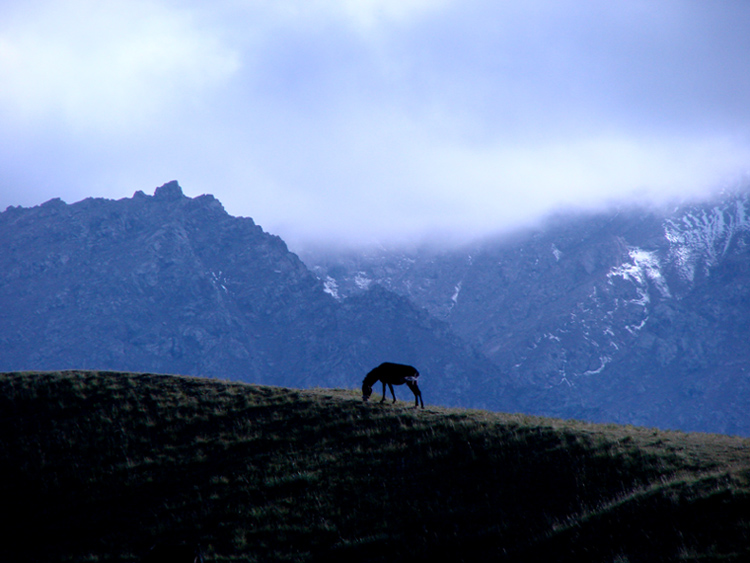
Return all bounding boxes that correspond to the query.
[304,189,750,435]
[3,181,750,434]
[0,181,500,408]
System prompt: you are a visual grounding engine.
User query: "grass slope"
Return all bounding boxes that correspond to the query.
[1,371,749,562]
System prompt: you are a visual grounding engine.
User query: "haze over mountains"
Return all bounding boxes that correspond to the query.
[3,181,750,435]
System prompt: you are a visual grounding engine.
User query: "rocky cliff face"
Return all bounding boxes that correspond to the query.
[0,182,502,406]
[304,190,750,435]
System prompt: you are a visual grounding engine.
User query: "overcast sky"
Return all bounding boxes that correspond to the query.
[2,0,750,249]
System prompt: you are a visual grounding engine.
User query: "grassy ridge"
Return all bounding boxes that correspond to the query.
[1,371,749,562]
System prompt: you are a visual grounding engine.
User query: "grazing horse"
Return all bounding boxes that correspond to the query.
[362,362,424,408]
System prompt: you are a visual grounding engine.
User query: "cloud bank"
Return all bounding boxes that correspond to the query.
[2,0,750,248]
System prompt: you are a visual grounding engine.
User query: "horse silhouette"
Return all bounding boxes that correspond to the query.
[362,362,424,408]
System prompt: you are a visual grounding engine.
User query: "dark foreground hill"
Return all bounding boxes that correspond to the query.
[2,371,750,562]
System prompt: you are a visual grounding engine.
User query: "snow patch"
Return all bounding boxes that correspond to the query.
[323,276,340,299]
[451,281,462,305]
[354,272,372,290]
[209,270,229,293]
[608,248,671,299]
[665,197,750,281]
[582,355,611,376]
[625,316,649,335]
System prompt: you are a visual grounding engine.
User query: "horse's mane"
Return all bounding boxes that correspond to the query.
[362,369,381,387]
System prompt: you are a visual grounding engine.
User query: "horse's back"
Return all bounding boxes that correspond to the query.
[376,362,419,381]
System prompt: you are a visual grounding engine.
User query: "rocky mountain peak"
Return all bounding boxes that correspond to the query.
[153,180,184,201]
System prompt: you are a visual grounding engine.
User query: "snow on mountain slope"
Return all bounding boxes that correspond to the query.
[664,193,750,283]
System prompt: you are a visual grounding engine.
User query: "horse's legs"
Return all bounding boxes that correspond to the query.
[407,381,424,409]
[388,383,397,402]
[380,381,386,403]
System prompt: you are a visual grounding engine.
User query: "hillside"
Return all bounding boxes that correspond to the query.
[2,371,749,562]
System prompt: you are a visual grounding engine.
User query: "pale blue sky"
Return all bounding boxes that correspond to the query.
[2,0,750,249]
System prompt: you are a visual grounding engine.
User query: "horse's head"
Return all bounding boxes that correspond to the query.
[362,382,373,402]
